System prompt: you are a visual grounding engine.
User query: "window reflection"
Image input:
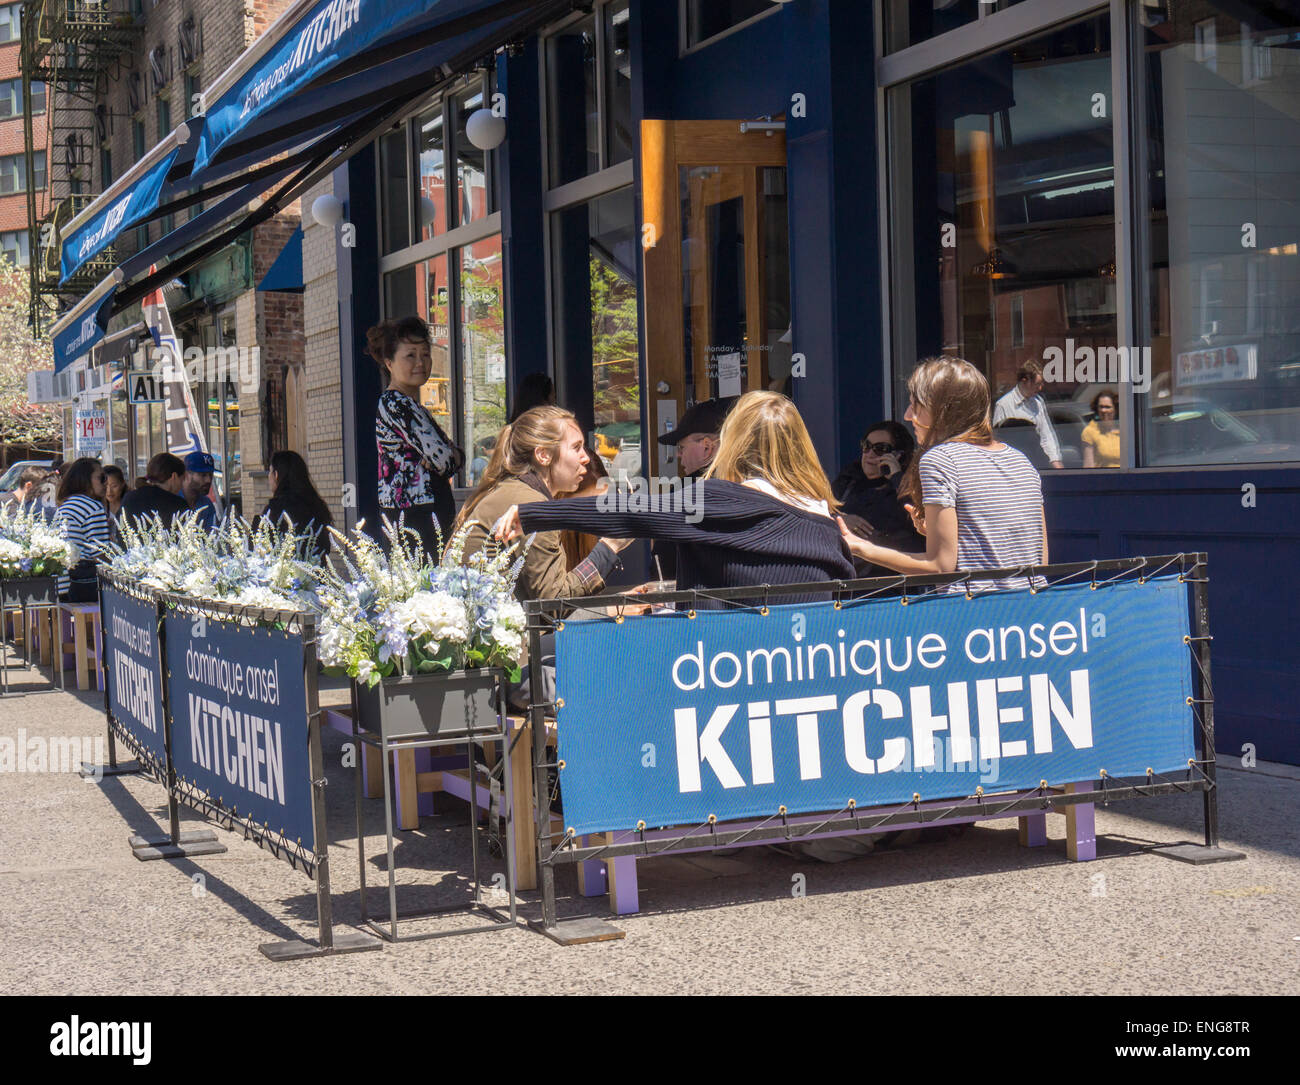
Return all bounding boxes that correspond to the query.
[454,88,488,229]
[546,13,599,187]
[418,107,447,242]
[891,16,1114,470]
[461,237,506,486]
[1137,3,1300,465]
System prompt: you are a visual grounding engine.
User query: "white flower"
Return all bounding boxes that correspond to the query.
[355,657,375,684]
[489,624,523,661]
[396,591,469,643]
[495,599,526,632]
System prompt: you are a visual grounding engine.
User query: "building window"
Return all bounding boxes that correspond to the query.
[0,4,21,44]
[886,15,1114,472]
[1135,2,1300,467]
[550,187,642,474]
[0,229,30,267]
[100,146,113,189]
[157,94,172,137]
[883,0,1034,54]
[0,80,46,118]
[0,152,46,195]
[132,118,146,161]
[184,71,201,120]
[683,0,780,52]
[1194,19,1217,72]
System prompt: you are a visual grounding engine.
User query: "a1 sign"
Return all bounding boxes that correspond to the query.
[127,370,166,404]
[74,408,107,454]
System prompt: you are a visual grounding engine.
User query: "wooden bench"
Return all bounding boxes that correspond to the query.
[60,603,103,691]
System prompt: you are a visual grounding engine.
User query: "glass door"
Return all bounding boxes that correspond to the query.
[641,119,790,476]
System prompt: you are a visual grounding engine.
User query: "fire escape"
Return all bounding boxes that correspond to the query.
[21,1,143,333]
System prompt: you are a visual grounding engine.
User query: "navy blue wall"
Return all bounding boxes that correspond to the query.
[338,149,383,535]
[1046,470,1300,764]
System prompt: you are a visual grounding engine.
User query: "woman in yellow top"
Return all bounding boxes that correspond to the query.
[1081,389,1120,468]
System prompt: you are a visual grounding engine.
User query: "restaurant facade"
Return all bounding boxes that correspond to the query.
[49,0,1300,763]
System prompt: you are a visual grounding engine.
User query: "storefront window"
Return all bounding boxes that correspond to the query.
[384,253,458,469]
[546,12,599,187]
[605,1,633,167]
[380,128,412,254]
[453,87,489,228]
[1135,3,1300,466]
[888,16,1114,471]
[884,0,1034,54]
[684,0,780,51]
[460,236,506,485]
[417,106,448,242]
[551,188,642,474]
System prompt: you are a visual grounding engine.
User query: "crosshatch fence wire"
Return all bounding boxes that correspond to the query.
[97,568,325,877]
[521,554,1217,886]
[98,569,169,784]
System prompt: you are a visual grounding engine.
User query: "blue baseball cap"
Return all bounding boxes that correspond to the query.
[184,451,216,473]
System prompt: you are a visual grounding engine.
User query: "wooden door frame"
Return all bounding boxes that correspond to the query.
[641,119,787,477]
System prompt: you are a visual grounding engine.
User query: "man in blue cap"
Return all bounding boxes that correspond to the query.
[182,451,219,530]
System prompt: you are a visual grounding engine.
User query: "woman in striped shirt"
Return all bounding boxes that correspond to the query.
[839,357,1047,592]
[54,458,111,603]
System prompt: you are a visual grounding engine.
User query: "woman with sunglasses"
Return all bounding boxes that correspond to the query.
[832,420,923,560]
[54,458,111,603]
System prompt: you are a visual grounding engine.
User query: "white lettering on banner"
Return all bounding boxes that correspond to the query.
[77,193,133,259]
[112,650,157,733]
[671,671,1093,792]
[241,0,362,119]
[186,694,286,805]
[674,705,745,793]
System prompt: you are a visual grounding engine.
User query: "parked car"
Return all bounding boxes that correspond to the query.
[1143,399,1300,466]
[0,459,55,493]
[993,406,1086,469]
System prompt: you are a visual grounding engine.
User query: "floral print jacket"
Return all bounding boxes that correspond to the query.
[375,390,464,508]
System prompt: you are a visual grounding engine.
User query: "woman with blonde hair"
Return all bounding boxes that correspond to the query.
[838,356,1046,591]
[493,391,854,605]
[457,405,633,602]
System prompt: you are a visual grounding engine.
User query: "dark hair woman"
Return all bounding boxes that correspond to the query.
[838,357,1045,593]
[832,418,922,563]
[366,315,465,557]
[257,450,334,557]
[101,465,127,518]
[508,372,555,423]
[54,457,110,602]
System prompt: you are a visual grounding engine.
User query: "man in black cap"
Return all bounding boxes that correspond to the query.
[652,397,737,579]
[182,450,219,530]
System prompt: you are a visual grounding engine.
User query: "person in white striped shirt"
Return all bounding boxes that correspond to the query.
[838,357,1047,593]
[54,459,111,603]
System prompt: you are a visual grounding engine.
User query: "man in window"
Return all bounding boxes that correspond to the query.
[992,360,1063,469]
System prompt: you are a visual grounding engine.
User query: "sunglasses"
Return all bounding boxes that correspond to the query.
[860,441,896,455]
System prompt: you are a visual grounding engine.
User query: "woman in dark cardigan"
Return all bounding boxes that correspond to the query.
[493,391,854,605]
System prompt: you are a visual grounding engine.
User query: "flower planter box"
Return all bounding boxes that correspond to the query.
[354,668,503,741]
[0,576,59,611]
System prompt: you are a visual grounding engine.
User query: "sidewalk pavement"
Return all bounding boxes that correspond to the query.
[1,660,1296,996]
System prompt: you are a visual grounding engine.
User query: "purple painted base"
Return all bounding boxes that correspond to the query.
[580,790,1097,916]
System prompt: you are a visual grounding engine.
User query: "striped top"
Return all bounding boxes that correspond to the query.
[918,441,1043,592]
[54,495,110,593]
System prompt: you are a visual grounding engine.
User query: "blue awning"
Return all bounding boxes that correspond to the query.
[53,279,119,373]
[258,226,304,293]
[60,143,184,284]
[193,0,535,172]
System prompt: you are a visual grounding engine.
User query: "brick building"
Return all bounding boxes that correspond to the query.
[40,0,307,517]
[0,2,47,268]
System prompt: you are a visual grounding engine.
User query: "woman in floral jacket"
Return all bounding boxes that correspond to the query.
[367,316,465,557]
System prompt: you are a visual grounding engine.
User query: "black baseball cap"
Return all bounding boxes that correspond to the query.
[658,397,738,445]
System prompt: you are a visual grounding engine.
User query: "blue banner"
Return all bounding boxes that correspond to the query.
[100,586,167,775]
[60,149,181,284]
[53,286,116,373]
[165,615,316,848]
[193,0,452,172]
[554,577,1196,835]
